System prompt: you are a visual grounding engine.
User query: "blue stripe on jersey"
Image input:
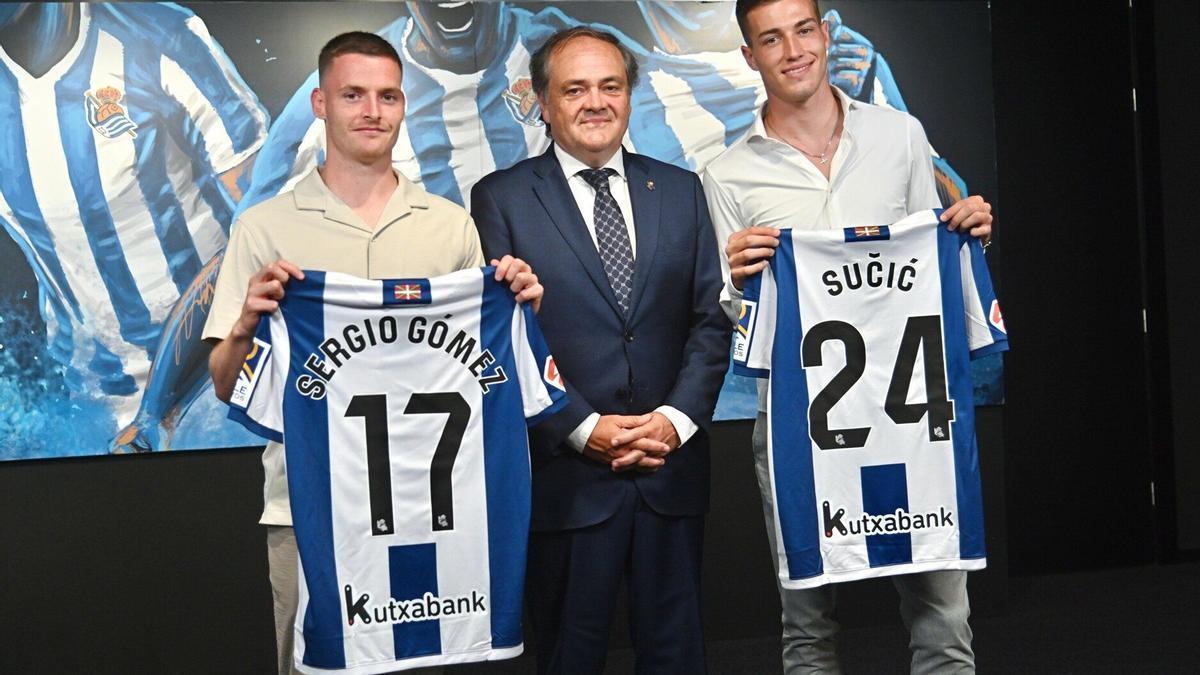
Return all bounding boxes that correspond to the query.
[278,271,345,669]
[476,47,530,174]
[55,31,158,352]
[389,543,442,659]
[861,463,914,567]
[402,65,463,205]
[769,234,823,581]
[629,79,689,170]
[122,45,205,295]
[89,339,138,395]
[479,272,532,649]
[937,229,986,560]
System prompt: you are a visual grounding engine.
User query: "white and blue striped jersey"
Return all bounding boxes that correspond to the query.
[242,7,574,213]
[733,211,1007,589]
[626,46,763,172]
[228,267,567,674]
[0,3,268,425]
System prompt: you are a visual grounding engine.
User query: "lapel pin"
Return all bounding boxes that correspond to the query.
[646,180,655,191]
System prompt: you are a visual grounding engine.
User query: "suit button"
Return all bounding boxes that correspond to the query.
[616,388,629,400]
[624,331,635,342]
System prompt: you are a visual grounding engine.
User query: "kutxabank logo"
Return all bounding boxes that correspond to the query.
[343,584,488,626]
[822,501,954,538]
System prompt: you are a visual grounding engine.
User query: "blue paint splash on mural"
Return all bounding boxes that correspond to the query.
[0,298,116,459]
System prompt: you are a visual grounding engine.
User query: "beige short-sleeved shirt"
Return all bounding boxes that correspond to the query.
[202,168,485,525]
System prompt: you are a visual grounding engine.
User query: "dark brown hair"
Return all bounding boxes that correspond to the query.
[317,31,402,84]
[735,0,821,44]
[529,26,640,100]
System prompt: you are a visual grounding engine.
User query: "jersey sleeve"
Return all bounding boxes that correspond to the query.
[160,14,270,172]
[225,314,286,442]
[510,302,569,425]
[731,263,777,378]
[958,237,1009,358]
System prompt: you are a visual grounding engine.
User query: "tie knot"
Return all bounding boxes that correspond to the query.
[579,167,617,191]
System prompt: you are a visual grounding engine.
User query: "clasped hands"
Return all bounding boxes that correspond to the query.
[584,412,680,473]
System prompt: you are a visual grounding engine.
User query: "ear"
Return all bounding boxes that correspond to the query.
[741,44,759,73]
[311,87,325,120]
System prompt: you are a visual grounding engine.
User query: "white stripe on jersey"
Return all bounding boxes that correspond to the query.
[959,245,995,351]
[161,54,239,176]
[93,31,178,325]
[501,38,551,163]
[22,49,149,424]
[635,49,765,172]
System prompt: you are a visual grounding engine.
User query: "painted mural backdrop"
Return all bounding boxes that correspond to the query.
[0,1,1000,460]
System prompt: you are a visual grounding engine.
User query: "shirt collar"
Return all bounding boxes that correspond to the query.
[293,167,429,231]
[554,143,626,181]
[748,84,858,143]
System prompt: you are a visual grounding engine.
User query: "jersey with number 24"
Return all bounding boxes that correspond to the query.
[733,210,1008,589]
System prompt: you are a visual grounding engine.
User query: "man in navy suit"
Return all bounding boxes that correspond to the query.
[471,26,730,675]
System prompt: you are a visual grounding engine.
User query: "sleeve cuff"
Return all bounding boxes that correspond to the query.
[656,406,698,445]
[567,413,600,453]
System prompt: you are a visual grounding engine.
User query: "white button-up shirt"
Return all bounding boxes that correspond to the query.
[551,144,699,453]
[702,86,942,409]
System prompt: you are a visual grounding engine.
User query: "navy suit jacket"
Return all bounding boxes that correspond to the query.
[471,146,730,532]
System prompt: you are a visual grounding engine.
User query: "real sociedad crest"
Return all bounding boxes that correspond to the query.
[502,77,543,127]
[85,86,138,139]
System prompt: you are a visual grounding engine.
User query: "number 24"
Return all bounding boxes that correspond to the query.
[803,315,955,450]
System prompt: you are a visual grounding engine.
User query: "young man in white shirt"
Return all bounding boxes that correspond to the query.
[705,1,993,672]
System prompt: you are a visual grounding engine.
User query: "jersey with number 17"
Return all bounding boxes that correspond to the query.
[227,267,567,674]
[733,210,1008,589]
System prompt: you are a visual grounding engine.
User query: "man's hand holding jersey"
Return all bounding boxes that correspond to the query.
[939,195,993,243]
[209,259,304,402]
[491,254,543,313]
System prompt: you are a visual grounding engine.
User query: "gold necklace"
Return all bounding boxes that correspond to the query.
[767,106,842,165]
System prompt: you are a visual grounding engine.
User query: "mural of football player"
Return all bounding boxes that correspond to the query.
[823,8,968,204]
[0,2,268,457]
[242,1,577,212]
[623,0,764,171]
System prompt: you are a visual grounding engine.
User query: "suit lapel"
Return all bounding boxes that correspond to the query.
[624,153,661,321]
[531,148,624,318]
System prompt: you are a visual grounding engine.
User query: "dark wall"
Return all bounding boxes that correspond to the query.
[1,0,1184,670]
[0,411,1008,674]
[1148,0,1200,552]
[991,0,1156,574]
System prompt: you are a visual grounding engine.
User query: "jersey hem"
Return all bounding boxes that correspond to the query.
[969,340,1009,360]
[295,643,523,674]
[780,557,986,590]
[227,406,283,443]
[732,364,770,379]
[527,393,569,427]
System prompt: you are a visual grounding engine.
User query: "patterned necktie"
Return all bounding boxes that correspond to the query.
[579,167,635,315]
